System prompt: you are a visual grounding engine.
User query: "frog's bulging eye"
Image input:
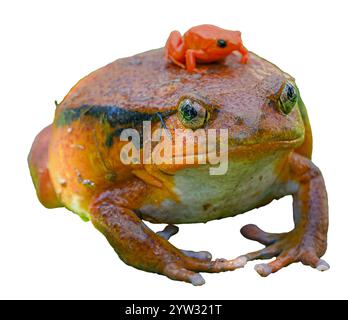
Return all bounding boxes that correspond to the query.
[278,81,298,115]
[217,39,227,48]
[178,99,208,129]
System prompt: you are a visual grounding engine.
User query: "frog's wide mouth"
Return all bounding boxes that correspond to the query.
[153,134,305,167]
[228,133,305,149]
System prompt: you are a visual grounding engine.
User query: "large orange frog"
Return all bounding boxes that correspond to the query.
[28,48,329,285]
[165,24,248,72]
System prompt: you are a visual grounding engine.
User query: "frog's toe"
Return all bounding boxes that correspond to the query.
[163,254,244,285]
[236,244,280,266]
[189,273,206,286]
[240,224,284,246]
[316,259,330,271]
[229,256,248,268]
[239,246,297,277]
[157,226,212,261]
[157,224,179,240]
[164,264,206,286]
[194,66,208,74]
[254,252,294,277]
[299,252,330,271]
[187,256,247,273]
[181,250,212,261]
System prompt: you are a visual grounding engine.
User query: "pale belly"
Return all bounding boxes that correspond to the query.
[139,150,289,224]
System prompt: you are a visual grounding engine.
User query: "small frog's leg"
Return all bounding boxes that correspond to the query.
[237,44,249,64]
[236,152,329,276]
[90,181,245,285]
[157,225,212,261]
[165,31,186,69]
[185,49,206,73]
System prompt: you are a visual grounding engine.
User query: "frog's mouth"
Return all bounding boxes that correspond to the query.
[229,134,305,150]
[151,134,304,175]
[149,136,304,159]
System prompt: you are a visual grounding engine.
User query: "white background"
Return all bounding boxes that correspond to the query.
[1,0,347,300]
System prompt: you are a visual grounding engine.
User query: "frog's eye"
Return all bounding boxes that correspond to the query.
[277,81,298,115]
[178,98,208,129]
[217,39,227,48]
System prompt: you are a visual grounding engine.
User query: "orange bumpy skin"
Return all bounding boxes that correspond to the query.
[165,24,249,73]
[28,48,329,285]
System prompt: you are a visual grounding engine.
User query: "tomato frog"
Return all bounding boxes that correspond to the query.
[28,48,329,285]
[165,24,248,72]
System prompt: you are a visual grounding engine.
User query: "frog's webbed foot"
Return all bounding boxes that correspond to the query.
[237,224,330,277]
[157,224,213,262]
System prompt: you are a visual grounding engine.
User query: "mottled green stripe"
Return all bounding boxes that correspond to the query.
[56,105,176,147]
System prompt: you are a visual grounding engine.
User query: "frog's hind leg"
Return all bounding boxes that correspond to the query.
[165,31,186,69]
[28,125,62,208]
[157,225,212,261]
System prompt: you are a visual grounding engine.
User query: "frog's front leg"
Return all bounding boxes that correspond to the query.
[238,44,249,64]
[237,152,329,276]
[185,49,207,73]
[90,180,244,285]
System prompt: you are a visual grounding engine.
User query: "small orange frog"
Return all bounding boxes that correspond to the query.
[165,24,248,72]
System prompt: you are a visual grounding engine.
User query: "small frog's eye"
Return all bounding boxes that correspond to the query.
[178,98,208,129]
[278,81,298,114]
[217,39,227,48]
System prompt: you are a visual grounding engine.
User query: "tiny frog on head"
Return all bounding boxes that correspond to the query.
[165,24,248,73]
